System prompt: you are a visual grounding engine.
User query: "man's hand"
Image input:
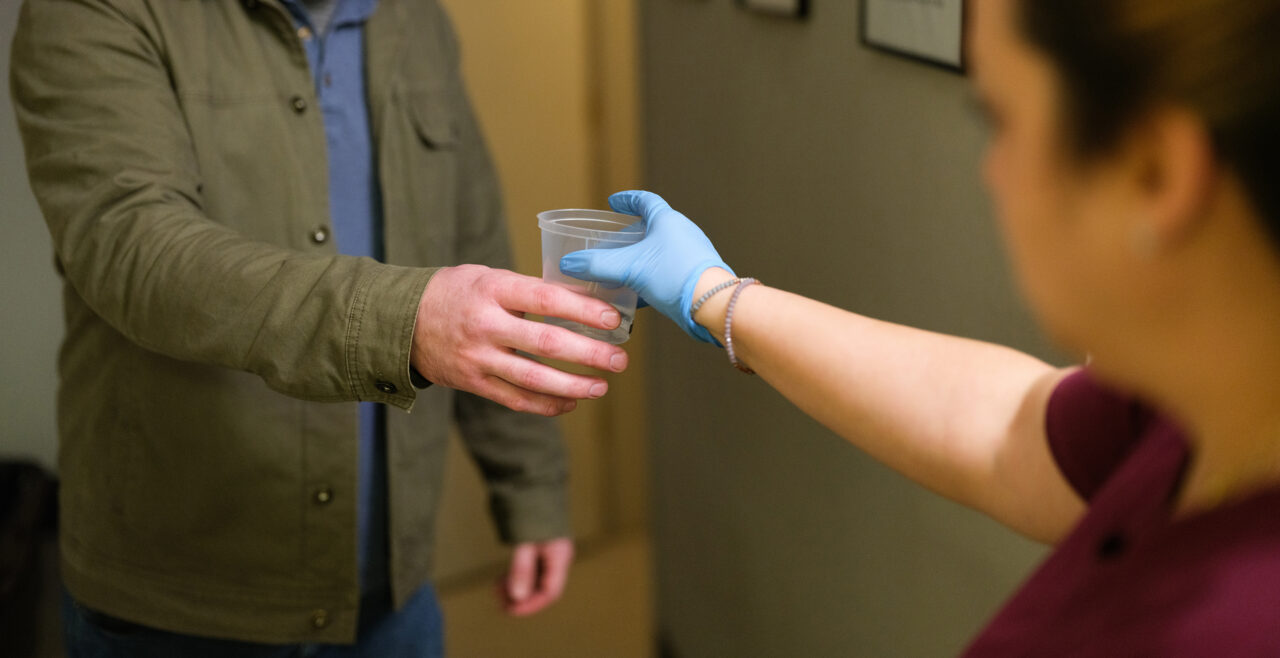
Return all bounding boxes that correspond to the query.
[499,538,574,617]
[412,265,629,416]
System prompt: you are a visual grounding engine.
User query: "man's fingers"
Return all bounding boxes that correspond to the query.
[506,544,538,603]
[499,319,628,376]
[504,540,575,617]
[489,351,609,403]
[493,275,623,331]
[539,539,574,602]
[505,591,555,617]
[477,375,577,417]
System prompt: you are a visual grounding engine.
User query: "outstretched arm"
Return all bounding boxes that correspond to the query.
[562,191,1084,543]
[692,267,1082,543]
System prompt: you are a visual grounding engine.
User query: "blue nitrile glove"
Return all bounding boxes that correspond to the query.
[559,190,734,343]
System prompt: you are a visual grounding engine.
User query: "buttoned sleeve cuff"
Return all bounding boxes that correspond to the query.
[489,482,572,545]
[347,264,440,410]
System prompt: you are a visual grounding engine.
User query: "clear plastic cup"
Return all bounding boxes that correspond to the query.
[538,209,645,344]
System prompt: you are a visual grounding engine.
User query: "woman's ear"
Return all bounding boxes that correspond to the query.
[1132,107,1219,250]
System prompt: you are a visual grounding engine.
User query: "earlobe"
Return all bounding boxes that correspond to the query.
[1129,219,1162,260]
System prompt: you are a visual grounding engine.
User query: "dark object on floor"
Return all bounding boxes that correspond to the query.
[0,461,59,658]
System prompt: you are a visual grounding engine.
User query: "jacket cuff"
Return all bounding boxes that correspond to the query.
[347,265,440,410]
[489,482,572,544]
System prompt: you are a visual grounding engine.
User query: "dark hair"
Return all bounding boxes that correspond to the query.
[1016,0,1280,244]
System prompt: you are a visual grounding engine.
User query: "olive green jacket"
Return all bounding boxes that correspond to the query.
[10,0,569,644]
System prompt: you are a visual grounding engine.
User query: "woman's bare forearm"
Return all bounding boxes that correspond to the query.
[692,269,1084,543]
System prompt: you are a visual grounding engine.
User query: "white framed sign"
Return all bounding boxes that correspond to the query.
[861,0,967,72]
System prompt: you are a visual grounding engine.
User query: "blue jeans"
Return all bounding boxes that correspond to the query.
[62,585,444,658]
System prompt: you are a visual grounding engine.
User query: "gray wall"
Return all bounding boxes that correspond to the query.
[640,2,1060,656]
[1,0,61,469]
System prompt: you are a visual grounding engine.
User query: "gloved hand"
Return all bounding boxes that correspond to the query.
[559,190,733,343]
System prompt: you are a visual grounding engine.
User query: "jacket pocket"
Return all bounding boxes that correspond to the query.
[408,92,460,150]
[385,90,461,266]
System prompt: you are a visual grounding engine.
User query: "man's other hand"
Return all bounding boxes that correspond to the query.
[498,538,574,617]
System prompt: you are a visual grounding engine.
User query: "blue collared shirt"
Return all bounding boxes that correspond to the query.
[280,0,387,593]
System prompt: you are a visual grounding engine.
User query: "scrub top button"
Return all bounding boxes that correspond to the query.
[1096,532,1127,560]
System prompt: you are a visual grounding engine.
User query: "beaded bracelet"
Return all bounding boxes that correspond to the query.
[689,277,742,320]
[724,278,760,374]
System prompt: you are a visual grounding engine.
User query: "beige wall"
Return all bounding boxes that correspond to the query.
[0,0,62,468]
[639,2,1060,656]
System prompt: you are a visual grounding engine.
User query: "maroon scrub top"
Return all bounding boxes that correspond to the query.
[962,370,1280,656]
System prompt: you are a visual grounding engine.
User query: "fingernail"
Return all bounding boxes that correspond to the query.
[562,400,577,413]
[602,309,621,328]
[589,383,607,398]
[610,353,626,372]
[512,583,530,601]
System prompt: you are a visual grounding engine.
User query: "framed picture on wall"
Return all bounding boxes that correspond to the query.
[861,0,967,72]
[738,0,809,19]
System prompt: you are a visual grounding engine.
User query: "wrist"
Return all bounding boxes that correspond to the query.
[690,267,737,341]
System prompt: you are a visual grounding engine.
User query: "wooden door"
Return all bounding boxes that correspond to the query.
[431,0,646,584]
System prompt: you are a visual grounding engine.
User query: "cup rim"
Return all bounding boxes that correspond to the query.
[537,209,644,243]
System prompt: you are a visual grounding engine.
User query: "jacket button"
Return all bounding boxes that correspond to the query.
[375,381,398,395]
[291,96,308,114]
[309,226,330,244]
[311,609,329,629]
[313,486,333,504]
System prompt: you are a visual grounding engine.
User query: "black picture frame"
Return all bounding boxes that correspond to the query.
[860,0,967,74]
[737,0,810,20]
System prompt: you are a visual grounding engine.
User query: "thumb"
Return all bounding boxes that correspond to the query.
[559,245,637,287]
